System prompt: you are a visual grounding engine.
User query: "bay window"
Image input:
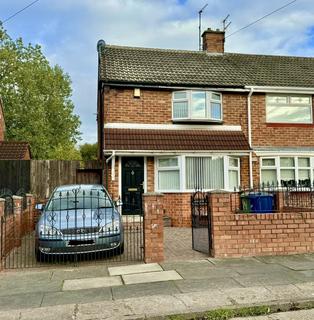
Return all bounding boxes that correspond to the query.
[172,90,222,122]
[266,94,312,124]
[261,156,313,186]
[156,156,239,192]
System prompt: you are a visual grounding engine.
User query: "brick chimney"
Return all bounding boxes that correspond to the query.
[202,28,225,54]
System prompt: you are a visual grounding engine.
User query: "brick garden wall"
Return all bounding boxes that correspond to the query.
[210,192,314,258]
[0,195,35,269]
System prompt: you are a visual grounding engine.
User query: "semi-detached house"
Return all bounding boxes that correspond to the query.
[97,28,314,227]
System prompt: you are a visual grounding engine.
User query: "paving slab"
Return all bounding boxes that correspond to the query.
[175,266,239,280]
[76,300,140,320]
[0,310,20,320]
[51,265,109,280]
[223,286,275,305]
[123,294,187,317]
[20,304,76,320]
[174,290,233,312]
[0,292,44,311]
[108,263,162,276]
[112,281,180,300]
[232,264,289,275]
[265,284,307,300]
[160,259,213,271]
[122,270,182,285]
[233,271,300,287]
[292,270,314,282]
[174,277,243,293]
[0,278,63,296]
[63,275,122,291]
[208,257,263,267]
[41,287,112,307]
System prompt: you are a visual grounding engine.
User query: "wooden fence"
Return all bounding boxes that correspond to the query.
[0,160,102,199]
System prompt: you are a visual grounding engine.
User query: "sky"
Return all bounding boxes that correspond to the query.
[0,0,314,144]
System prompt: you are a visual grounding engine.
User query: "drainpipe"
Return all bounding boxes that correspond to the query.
[97,39,106,186]
[106,150,116,182]
[247,87,254,188]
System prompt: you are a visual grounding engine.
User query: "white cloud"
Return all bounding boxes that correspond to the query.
[1,0,314,143]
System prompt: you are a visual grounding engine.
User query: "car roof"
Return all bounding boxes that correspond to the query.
[54,184,105,192]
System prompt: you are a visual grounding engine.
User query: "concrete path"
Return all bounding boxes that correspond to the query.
[2,254,314,318]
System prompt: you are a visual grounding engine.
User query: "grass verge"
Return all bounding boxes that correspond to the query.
[161,300,314,320]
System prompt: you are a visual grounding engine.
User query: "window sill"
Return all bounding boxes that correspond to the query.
[172,119,223,124]
[266,123,314,128]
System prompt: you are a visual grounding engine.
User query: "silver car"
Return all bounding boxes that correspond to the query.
[35,184,123,261]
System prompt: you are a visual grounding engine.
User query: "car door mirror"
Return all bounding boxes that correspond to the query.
[35,203,45,211]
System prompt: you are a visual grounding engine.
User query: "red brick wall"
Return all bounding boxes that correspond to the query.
[251,94,314,147]
[210,192,314,258]
[163,193,191,227]
[104,88,314,149]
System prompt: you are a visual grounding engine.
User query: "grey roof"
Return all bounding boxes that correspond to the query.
[99,45,314,88]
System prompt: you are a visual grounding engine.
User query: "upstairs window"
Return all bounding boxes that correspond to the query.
[172,91,222,122]
[266,94,312,124]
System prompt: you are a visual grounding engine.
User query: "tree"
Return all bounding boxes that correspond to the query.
[0,24,81,159]
[79,143,98,161]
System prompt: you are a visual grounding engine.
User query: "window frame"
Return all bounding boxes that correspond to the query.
[266,94,313,124]
[228,157,241,191]
[260,156,314,186]
[155,155,240,193]
[155,156,181,192]
[172,90,223,122]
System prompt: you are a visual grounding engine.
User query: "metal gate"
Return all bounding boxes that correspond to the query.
[191,191,211,254]
[0,187,144,269]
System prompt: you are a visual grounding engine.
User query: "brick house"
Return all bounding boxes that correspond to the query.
[0,98,31,160]
[97,28,314,227]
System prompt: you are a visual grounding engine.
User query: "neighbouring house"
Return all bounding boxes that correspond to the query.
[0,98,31,160]
[97,28,314,226]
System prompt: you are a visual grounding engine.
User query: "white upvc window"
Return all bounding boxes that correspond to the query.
[156,155,240,192]
[260,156,313,187]
[228,157,240,190]
[185,156,224,190]
[156,157,180,191]
[172,90,222,122]
[266,94,313,124]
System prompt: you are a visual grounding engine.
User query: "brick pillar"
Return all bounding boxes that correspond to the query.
[13,196,23,248]
[208,191,232,258]
[275,191,285,212]
[0,198,4,271]
[143,193,164,263]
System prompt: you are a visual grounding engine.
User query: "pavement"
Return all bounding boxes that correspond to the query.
[3,254,314,319]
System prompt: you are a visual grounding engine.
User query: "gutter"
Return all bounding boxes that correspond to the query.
[245,85,314,94]
[247,87,254,189]
[105,82,250,92]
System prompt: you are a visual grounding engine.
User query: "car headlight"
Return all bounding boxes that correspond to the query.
[99,220,120,234]
[39,225,62,237]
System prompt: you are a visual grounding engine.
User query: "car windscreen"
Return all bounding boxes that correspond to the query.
[46,189,113,211]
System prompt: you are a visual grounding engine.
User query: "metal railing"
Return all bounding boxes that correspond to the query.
[231,183,314,214]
